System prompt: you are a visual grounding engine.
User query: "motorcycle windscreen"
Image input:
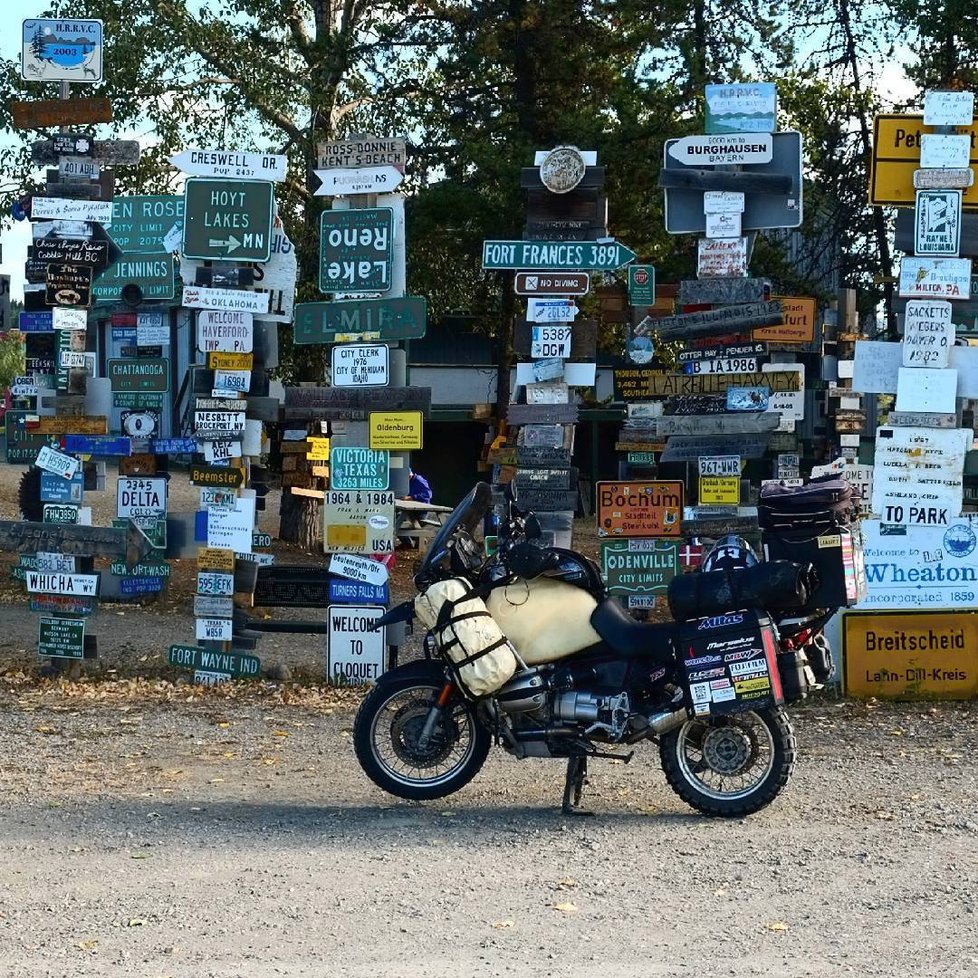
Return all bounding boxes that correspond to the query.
[486,577,602,665]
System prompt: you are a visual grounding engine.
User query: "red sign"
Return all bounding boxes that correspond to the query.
[596,481,684,538]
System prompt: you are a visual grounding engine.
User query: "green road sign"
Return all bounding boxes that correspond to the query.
[93,255,177,303]
[38,617,86,659]
[330,447,390,490]
[108,358,169,393]
[481,239,637,270]
[628,264,655,305]
[168,644,261,679]
[294,296,426,344]
[600,539,678,596]
[182,178,275,262]
[319,208,394,293]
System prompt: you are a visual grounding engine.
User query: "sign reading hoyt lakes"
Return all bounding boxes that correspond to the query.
[596,481,683,538]
[182,179,275,262]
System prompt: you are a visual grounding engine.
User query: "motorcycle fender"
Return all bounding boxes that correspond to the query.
[374,658,447,689]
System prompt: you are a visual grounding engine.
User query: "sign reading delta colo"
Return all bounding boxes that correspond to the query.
[596,481,683,538]
[328,604,386,684]
[117,477,167,519]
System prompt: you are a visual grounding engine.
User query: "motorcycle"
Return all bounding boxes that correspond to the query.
[353,482,834,817]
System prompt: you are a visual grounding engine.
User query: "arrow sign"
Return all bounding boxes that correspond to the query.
[207,234,243,254]
[667,133,773,166]
[170,149,287,182]
[314,165,404,196]
[482,240,636,270]
[0,520,155,567]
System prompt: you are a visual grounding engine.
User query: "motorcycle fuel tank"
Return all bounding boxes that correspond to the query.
[486,576,602,665]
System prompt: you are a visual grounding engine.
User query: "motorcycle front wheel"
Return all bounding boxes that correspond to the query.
[353,677,491,801]
[659,707,796,817]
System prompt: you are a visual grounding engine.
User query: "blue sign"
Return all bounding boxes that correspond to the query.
[120,576,165,595]
[21,19,104,83]
[150,438,197,454]
[112,327,137,343]
[194,509,208,541]
[328,579,389,605]
[63,435,133,457]
[40,470,84,504]
[19,311,53,332]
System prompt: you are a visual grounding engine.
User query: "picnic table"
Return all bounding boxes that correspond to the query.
[395,499,454,546]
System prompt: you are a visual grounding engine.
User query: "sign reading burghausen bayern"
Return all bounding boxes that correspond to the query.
[482,240,637,270]
[182,178,275,262]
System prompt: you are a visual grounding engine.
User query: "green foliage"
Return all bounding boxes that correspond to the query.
[0,332,26,392]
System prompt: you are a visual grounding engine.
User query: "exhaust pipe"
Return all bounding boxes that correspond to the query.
[649,707,689,734]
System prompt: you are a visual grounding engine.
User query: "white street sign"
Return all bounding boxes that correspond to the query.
[919,134,971,170]
[207,496,256,553]
[705,211,742,238]
[203,440,242,462]
[895,366,958,413]
[314,165,404,197]
[331,344,389,387]
[194,410,246,436]
[328,604,386,684]
[117,476,167,519]
[35,445,80,480]
[31,197,113,224]
[26,572,98,597]
[667,133,772,166]
[904,301,954,368]
[898,257,972,299]
[170,149,287,182]
[52,306,87,331]
[197,310,254,352]
[329,553,389,586]
[923,91,975,127]
[137,311,168,346]
[526,298,579,322]
[182,287,270,314]
[915,189,962,256]
[253,220,297,323]
[59,157,100,180]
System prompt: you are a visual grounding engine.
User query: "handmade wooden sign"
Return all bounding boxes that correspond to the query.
[596,481,683,538]
[283,386,430,421]
[661,435,771,461]
[614,369,799,400]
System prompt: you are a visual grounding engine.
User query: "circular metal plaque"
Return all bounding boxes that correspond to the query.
[539,146,587,194]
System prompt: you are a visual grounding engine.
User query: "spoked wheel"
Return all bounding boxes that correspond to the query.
[353,677,490,801]
[659,707,796,817]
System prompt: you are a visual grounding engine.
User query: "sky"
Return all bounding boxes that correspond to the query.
[0,11,918,306]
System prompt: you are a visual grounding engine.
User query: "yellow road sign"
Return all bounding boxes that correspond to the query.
[369,411,424,450]
[870,114,978,208]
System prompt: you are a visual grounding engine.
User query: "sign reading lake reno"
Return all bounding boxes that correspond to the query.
[319,208,394,293]
[483,240,636,270]
[330,448,390,490]
[857,518,978,610]
[843,610,978,700]
[108,358,168,392]
[293,296,426,343]
[170,149,287,182]
[182,179,274,261]
[667,133,772,166]
[601,539,678,596]
[613,369,799,400]
[596,481,683,538]
[197,311,253,352]
[872,426,971,525]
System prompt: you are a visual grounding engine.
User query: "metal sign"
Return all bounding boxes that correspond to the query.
[190,464,245,488]
[331,343,389,387]
[482,240,636,271]
[600,539,678,597]
[314,165,404,196]
[26,571,99,597]
[22,19,104,83]
[317,136,407,172]
[117,476,167,519]
[699,475,740,505]
[662,131,803,233]
[368,412,423,450]
[182,179,275,261]
[32,197,112,224]
[293,296,426,344]
[170,148,287,182]
[330,447,390,491]
[329,578,389,605]
[327,605,386,685]
[168,645,261,679]
[704,82,777,134]
[319,208,394,293]
[898,257,972,299]
[667,133,773,166]
[38,617,86,660]
[323,490,396,554]
[915,190,962,256]
[105,195,182,254]
[329,553,389,586]
[63,435,132,456]
[627,265,655,305]
[530,325,572,359]
[514,271,590,297]
[35,445,80,480]
[251,221,297,323]
[596,481,683,538]
[45,264,92,307]
[182,286,270,313]
[197,310,253,352]
[752,295,817,344]
[107,358,168,392]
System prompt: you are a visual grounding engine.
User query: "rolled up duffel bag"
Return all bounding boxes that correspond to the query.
[758,477,856,530]
[667,560,820,622]
[414,578,518,698]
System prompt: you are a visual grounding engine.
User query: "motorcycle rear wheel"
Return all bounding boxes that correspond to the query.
[659,707,795,817]
[354,678,490,801]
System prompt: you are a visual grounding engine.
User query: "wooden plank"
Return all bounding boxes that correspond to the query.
[614,441,666,452]
[515,446,574,467]
[658,167,792,194]
[28,415,108,435]
[31,137,139,166]
[12,98,114,130]
[614,369,799,400]
[506,403,579,425]
[679,278,771,305]
[517,489,579,511]
[647,301,783,340]
[655,413,780,436]
[660,435,770,462]
[289,487,326,500]
[514,467,578,491]
[283,386,431,421]
[244,396,280,423]
[0,520,153,565]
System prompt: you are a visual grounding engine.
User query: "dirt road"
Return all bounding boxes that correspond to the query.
[2,681,976,978]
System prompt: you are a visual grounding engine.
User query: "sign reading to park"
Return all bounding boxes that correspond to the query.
[482,240,636,270]
[596,481,683,538]
[319,208,394,293]
[182,179,275,261]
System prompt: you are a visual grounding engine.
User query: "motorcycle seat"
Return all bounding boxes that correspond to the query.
[589,598,676,663]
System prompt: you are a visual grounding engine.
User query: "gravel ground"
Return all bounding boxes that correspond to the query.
[0,682,976,978]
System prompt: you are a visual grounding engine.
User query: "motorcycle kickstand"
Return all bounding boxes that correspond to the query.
[561,756,594,817]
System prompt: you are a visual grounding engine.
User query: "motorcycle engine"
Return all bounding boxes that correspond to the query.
[494,667,632,743]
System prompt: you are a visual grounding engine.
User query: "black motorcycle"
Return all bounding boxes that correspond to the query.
[353,482,831,816]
